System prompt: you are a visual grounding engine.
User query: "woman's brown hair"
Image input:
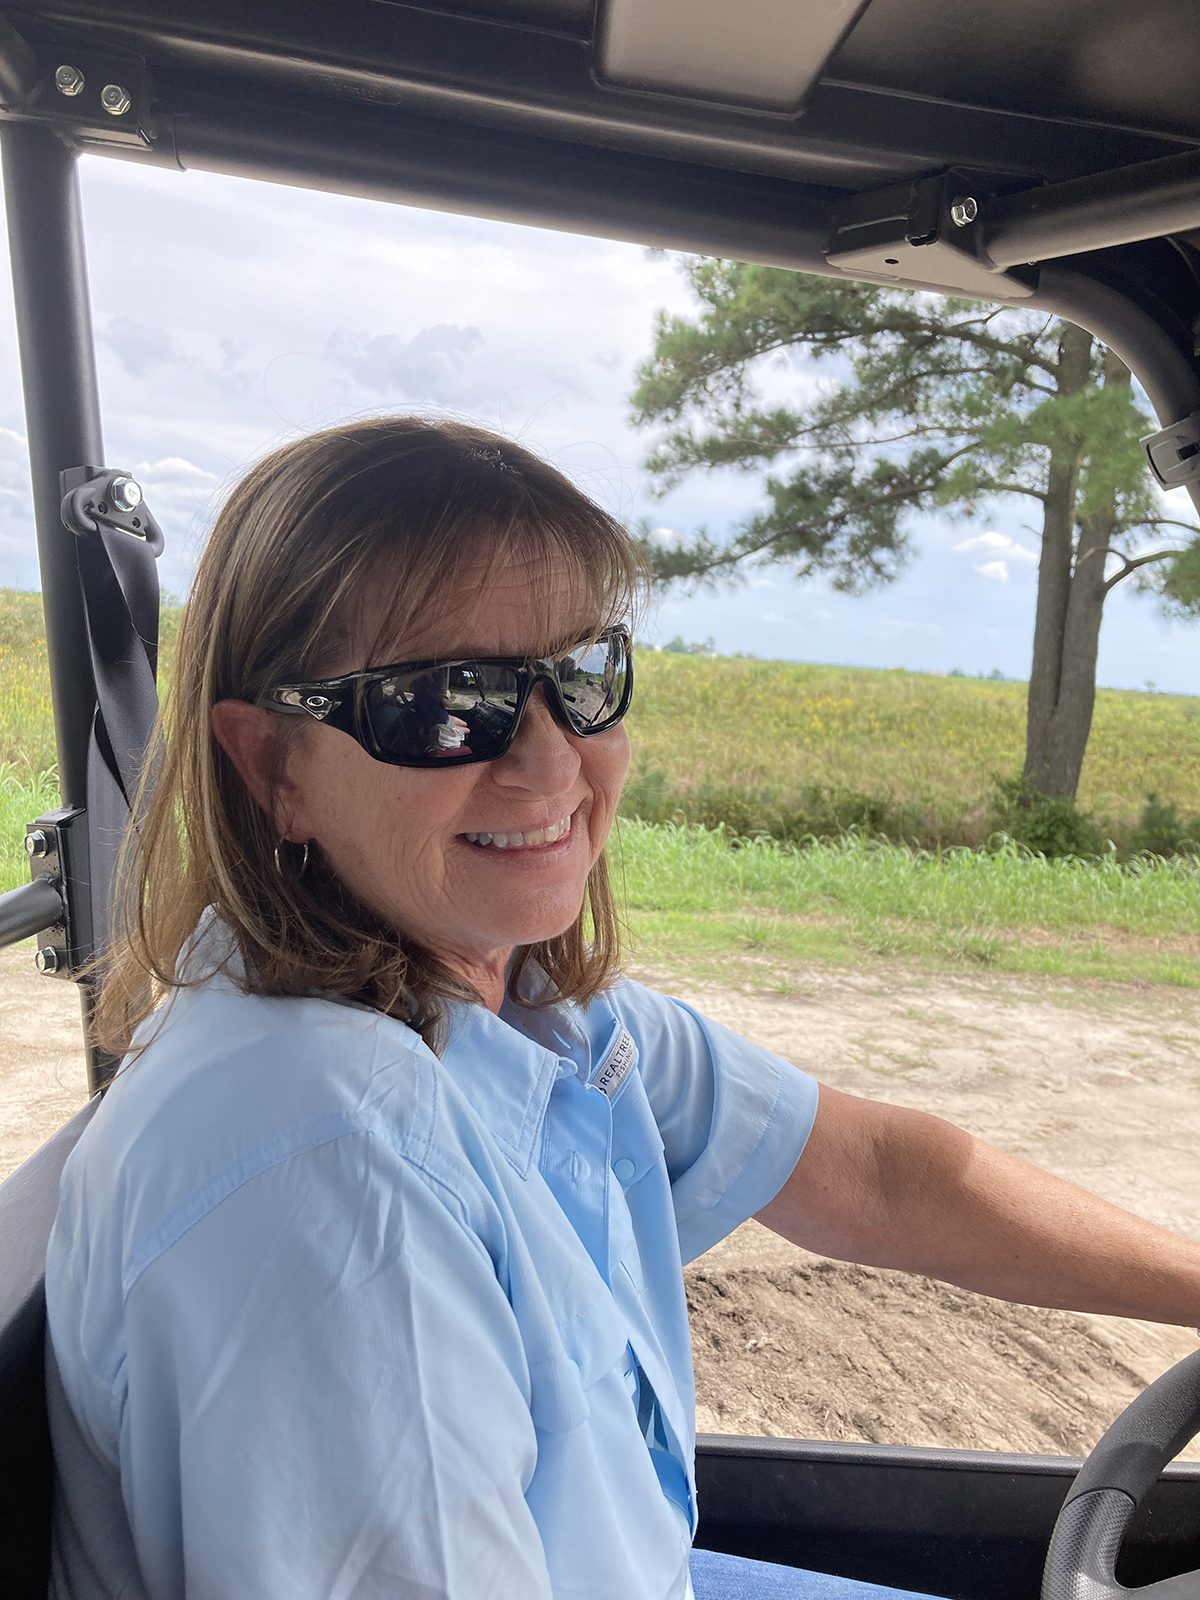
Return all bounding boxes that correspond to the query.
[94,416,647,1059]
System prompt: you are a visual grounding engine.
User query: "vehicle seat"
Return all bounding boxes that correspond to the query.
[0,1101,98,1597]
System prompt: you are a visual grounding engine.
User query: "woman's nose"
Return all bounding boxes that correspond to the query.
[492,684,580,791]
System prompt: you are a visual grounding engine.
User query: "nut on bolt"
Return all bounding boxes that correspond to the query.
[24,829,49,858]
[950,195,979,228]
[100,83,131,117]
[54,64,85,97]
[35,947,59,975]
[109,475,143,512]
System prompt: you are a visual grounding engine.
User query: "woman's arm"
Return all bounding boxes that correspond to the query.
[756,1082,1200,1326]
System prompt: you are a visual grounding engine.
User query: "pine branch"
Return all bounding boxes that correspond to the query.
[1102,548,1181,593]
[895,318,1060,375]
[982,481,1049,504]
[1135,518,1200,537]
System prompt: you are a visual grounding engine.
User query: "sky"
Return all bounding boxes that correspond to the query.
[0,155,1195,694]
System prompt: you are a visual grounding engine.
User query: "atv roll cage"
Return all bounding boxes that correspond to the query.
[0,4,1199,1596]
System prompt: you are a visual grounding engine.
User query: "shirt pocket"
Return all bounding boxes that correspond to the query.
[526,1290,630,1434]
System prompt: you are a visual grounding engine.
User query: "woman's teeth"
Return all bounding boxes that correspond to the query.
[464,816,572,849]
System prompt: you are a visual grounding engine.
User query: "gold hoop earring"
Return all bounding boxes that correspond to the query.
[273,840,310,878]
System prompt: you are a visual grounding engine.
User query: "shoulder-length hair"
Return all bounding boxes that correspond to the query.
[94,416,648,1059]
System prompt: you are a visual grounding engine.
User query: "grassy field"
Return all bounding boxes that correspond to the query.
[1,589,1196,985]
[624,652,1200,849]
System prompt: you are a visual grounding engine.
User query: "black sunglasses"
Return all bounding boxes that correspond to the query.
[259,625,633,769]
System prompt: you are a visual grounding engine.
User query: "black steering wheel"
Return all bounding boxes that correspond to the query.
[1042,1347,1200,1599]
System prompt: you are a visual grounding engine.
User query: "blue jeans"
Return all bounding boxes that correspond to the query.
[689,1548,944,1598]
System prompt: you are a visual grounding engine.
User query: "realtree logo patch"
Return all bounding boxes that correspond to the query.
[592,1024,637,1101]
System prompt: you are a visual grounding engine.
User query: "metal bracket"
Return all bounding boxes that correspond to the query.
[825,168,1038,300]
[1142,409,1200,491]
[24,807,88,978]
[0,19,156,150]
[60,465,165,555]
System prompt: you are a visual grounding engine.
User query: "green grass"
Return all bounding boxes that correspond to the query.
[0,761,58,891]
[612,821,1200,987]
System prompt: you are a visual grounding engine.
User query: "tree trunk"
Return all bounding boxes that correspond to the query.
[1022,327,1120,799]
[1023,506,1111,797]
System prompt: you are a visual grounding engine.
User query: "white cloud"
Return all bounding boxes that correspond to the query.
[133,456,218,482]
[880,617,943,634]
[647,526,683,548]
[975,560,1009,582]
[953,529,1037,564]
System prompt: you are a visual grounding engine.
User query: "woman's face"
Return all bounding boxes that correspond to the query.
[277,550,631,1001]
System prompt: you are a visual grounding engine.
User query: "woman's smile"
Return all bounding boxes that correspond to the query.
[460,810,576,852]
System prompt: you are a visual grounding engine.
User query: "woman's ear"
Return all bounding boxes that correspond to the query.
[211,700,298,834]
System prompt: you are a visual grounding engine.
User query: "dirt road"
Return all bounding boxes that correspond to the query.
[3,943,1198,1459]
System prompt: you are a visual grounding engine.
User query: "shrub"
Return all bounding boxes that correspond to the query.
[1127,793,1200,859]
[990,775,1104,860]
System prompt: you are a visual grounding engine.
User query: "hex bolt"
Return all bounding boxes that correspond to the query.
[35,947,60,975]
[54,64,85,97]
[100,83,131,117]
[950,195,979,228]
[24,829,49,858]
[109,475,143,512]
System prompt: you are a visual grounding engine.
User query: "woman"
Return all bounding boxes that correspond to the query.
[45,418,1200,1600]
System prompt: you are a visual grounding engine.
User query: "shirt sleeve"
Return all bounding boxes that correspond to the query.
[612,982,820,1265]
[114,1131,552,1600]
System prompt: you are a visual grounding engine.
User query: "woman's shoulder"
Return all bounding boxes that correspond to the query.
[599,972,713,1048]
[116,968,435,1135]
[59,974,447,1272]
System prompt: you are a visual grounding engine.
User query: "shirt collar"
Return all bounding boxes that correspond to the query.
[438,1000,570,1177]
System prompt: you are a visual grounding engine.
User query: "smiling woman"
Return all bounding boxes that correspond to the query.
[42,416,1200,1600]
[45,416,839,1600]
[95,416,644,1050]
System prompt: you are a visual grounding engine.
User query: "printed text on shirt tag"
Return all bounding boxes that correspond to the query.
[591,1024,637,1102]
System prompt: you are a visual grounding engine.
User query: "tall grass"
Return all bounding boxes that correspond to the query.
[613,821,1200,987]
[0,761,59,890]
[615,821,1199,933]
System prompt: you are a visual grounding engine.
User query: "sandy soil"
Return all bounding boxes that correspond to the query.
[3,944,1198,1459]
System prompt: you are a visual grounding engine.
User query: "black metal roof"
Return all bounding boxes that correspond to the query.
[4,1,1200,423]
[3,2,1198,219]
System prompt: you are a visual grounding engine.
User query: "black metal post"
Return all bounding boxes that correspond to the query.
[1,123,102,806]
[1,123,108,1091]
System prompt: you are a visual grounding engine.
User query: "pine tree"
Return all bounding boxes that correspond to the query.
[631,262,1200,799]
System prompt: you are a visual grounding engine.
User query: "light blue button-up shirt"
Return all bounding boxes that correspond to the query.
[45,923,818,1599]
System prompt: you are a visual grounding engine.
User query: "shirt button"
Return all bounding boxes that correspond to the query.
[613,1157,636,1182]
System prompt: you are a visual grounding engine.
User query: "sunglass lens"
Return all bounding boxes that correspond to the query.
[556,635,629,730]
[367,664,523,763]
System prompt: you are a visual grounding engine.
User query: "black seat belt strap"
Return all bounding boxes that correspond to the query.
[60,466,163,959]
